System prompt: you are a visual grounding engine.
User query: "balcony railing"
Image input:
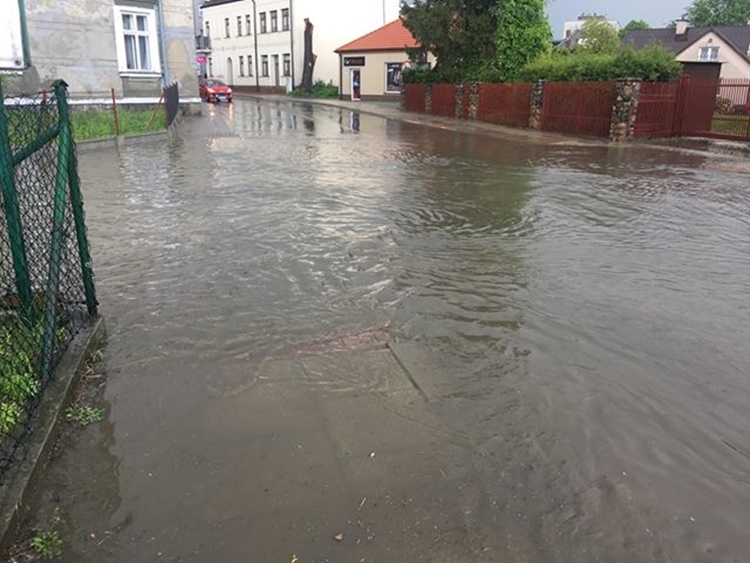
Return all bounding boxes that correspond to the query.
[196,35,211,52]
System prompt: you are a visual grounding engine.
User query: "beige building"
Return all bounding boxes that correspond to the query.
[6,0,198,102]
[335,18,429,102]
[624,22,750,80]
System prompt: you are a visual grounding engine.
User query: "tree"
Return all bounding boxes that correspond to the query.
[619,19,650,39]
[495,0,551,81]
[300,18,316,93]
[401,0,499,77]
[684,0,750,26]
[577,19,621,54]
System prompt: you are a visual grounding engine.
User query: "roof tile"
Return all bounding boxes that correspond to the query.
[335,18,420,53]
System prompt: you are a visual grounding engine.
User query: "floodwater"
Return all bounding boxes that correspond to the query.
[22,99,750,562]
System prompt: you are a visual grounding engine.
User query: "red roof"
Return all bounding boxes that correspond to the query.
[335,19,420,53]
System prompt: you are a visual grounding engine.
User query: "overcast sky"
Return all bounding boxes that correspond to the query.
[546,0,690,37]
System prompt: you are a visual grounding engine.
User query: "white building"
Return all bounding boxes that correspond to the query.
[563,13,620,40]
[200,0,403,93]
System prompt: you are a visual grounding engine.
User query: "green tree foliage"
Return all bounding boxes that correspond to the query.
[495,0,552,81]
[619,19,651,39]
[520,45,681,82]
[684,0,750,26]
[400,0,499,77]
[577,19,621,54]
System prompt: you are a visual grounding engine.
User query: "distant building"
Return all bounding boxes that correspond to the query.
[563,13,620,39]
[623,21,750,80]
[199,0,403,93]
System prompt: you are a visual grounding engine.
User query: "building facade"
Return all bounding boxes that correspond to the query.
[336,19,432,102]
[624,22,750,80]
[6,0,199,102]
[200,0,403,93]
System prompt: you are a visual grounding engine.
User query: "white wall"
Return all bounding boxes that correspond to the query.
[202,0,402,89]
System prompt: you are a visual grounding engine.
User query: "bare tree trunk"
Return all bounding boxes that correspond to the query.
[300,18,316,93]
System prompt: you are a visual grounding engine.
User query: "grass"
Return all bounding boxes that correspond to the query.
[30,508,63,559]
[711,113,750,137]
[71,107,166,141]
[65,404,104,426]
[289,80,339,99]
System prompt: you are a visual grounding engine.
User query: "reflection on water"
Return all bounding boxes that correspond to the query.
[46,99,750,561]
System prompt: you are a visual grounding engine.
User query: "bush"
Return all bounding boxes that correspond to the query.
[519,45,682,83]
[289,80,339,99]
[731,104,749,116]
[716,97,732,113]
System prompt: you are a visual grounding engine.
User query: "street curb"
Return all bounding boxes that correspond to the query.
[0,316,107,549]
[76,130,169,152]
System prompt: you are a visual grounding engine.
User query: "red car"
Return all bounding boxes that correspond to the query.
[200,78,233,103]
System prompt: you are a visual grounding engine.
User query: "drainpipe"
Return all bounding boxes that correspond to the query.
[156,0,170,87]
[252,0,259,92]
[289,0,296,88]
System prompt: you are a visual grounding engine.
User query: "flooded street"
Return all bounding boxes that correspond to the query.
[26,99,750,561]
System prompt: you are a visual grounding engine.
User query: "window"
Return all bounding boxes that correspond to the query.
[261,55,269,76]
[208,57,213,75]
[205,21,210,37]
[282,9,289,31]
[270,10,278,32]
[239,55,245,76]
[386,63,403,93]
[225,17,230,37]
[260,12,267,33]
[283,53,290,76]
[237,16,242,36]
[114,7,160,73]
[246,14,252,35]
[248,54,253,76]
[699,46,719,61]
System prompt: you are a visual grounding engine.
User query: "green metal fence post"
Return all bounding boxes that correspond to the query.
[0,77,34,320]
[65,111,98,317]
[40,80,73,379]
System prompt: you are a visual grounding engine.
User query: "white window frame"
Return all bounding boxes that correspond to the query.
[113,6,161,75]
[698,46,719,61]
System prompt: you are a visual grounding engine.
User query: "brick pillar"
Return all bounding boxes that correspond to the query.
[468,82,479,120]
[529,80,544,130]
[610,79,641,142]
[455,83,465,119]
[425,83,433,115]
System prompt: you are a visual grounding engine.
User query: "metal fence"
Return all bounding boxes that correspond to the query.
[476,83,532,128]
[0,79,97,477]
[540,82,615,138]
[634,82,680,137]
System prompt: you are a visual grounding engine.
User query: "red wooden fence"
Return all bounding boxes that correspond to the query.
[476,83,532,127]
[404,84,426,113]
[634,82,680,137]
[540,82,615,137]
[430,84,456,117]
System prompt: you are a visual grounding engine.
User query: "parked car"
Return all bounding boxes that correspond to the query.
[200,78,233,103]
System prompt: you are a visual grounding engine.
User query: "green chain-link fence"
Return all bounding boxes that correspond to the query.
[0,79,97,478]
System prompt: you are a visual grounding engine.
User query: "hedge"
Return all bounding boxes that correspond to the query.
[403,45,682,85]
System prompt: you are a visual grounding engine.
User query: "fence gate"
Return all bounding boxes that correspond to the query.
[637,77,750,141]
[540,82,615,137]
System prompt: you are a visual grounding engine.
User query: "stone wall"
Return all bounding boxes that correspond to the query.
[610,79,641,142]
[529,80,544,130]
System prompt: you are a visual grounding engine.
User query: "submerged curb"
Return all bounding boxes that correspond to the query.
[76,130,169,151]
[0,317,107,549]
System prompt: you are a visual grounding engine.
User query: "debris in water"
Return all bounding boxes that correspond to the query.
[334,533,344,541]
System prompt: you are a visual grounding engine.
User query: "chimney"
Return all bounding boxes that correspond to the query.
[676,19,688,36]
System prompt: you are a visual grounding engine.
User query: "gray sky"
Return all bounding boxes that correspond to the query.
[546,0,690,38]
